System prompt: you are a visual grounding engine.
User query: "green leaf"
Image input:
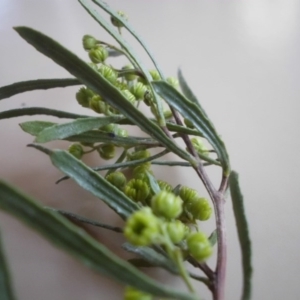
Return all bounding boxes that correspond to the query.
[35,115,124,143]
[146,172,161,195]
[152,81,230,175]
[30,145,138,219]
[177,69,208,117]
[0,231,16,300]
[208,229,217,247]
[14,26,194,164]
[20,121,56,136]
[229,171,252,300]
[0,78,80,101]
[0,181,196,300]
[0,107,90,121]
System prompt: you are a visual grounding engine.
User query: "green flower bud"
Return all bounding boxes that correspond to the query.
[167,76,179,88]
[186,232,212,262]
[151,190,183,219]
[105,171,127,190]
[157,180,172,192]
[76,87,94,108]
[166,220,188,244]
[133,163,151,177]
[124,207,160,246]
[97,144,115,160]
[122,89,136,104]
[100,124,118,134]
[149,69,161,81]
[130,82,148,100]
[88,46,108,63]
[179,186,198,203]
[128,149,150,161]
[68,143,84,159]
[191,137,209,155]
[116,127,128,137]
[184,118,194,128]
[124,286,152,300]
[163,109,173,119]
[89,95,107,114]
[143,90,153,106]
[110,11,128,28]
[114,80,129,91]
[124,179,150,203]
[122,64,137,81]
[185,197,212,221]
[82,34,97,50]
[98,65,117,84]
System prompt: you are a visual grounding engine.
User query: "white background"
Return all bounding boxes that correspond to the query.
[0,0,300,299]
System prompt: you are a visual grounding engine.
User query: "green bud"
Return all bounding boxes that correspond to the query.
[122,89,136,104]
[185,197,212,221]
[110,11,128,28]
[68,143,84,159]
[82,34,97,50]
[89,95,107,114]
[124,286,152,300]
[130,82,148,100]
[184,118,194,129]
[124,179,150,203]
[98,65,117,84]
[105,171,127,190]
[133,163,151,177]
[116,127,128,137]
[100,124,118,134]
[149,69,161,81]
[157,180,172,192]
[76,87,94,108]
[166,220,188,244]
[128,149,150,161]
[88,46,108,63]
[191,137,209,155]
[186,232,212,262]
[166,76,179,88]
[143,90,153,106]
[122,64,137,81]
[179,186,198,203]
[163,109,173,119]
[97,144,115,160]
[124,207,160,246]
[151,190,183,219]
[114,80,129,91]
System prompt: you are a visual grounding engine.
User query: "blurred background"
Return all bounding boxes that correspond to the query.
[0,0,300,299]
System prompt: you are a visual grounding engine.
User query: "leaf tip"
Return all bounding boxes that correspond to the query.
[27,143,52,155]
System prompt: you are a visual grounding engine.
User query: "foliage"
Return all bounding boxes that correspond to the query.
[0,1,252,299]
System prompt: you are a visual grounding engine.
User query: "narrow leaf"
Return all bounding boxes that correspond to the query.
[0,231,16,300]
[146,172,161,195]
[0,181,196,300]
[35,115,124,143]
[229,171,252,300]
[153,81,230,174]
[14,26,194,164]
[0,107,90,120]
[0,78,80,101]
[177,69,208,117]
[208,229,217,247]
[20,121,56,136]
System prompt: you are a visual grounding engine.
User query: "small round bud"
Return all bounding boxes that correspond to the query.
[157,180,172,192]
[68,143,84,159]
[149,69,161,81]
[88,46,108,63]
[163,109,173,119]
[184,118,194,128]
[124,286,152,300]
[105,171,127,190]
[128,149,150,161]
[122,64,137,81]
[82,35,97,50]
[166,220,189,244]
[76,87,94,108]
[130,82,148,100]
[98,65,117,84]
[100,124,117,134]
[110,11,128,28]
[89,95,107,114]
[166,76,179,88]
[179,186,198,203]
[186,232,212,262]
[191,137,209,155]
[143,90,153,106]
[122,89,136,104]
[124,207,160,246]
[151,190,183,219]
[124,179,150,203]
[185,197,212,221]
[114,80,129,91]
[116,127,128,137]
[97,144,115,160]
